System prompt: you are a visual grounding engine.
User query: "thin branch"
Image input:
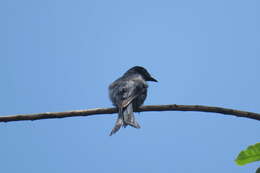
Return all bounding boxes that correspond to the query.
[0,104,259,123]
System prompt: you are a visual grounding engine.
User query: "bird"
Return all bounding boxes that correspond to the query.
[109,66,157,136]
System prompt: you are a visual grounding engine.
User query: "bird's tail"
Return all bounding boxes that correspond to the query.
[109,113,124,136]
[109,103,141,136]
[122,103,141,128]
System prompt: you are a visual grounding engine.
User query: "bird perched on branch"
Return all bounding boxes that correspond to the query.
[109,66,157,136]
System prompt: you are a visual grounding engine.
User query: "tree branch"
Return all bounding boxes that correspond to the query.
[0,104,260,123]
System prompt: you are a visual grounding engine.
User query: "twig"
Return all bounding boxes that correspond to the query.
[0,104,259,122]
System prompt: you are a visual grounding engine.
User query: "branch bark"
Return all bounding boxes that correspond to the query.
[0,104,260,123]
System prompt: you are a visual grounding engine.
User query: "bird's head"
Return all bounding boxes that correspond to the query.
[126,66,158,82]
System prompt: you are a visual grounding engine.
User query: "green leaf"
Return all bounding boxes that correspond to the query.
[235,143,260,166]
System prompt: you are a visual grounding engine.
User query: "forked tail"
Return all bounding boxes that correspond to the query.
[109,103,140,136]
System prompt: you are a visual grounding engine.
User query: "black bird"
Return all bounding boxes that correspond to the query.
[109,66,157,136]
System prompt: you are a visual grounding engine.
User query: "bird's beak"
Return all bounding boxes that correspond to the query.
[148,76,158,82]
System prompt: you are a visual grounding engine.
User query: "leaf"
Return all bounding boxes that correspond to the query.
[235,143,260,166]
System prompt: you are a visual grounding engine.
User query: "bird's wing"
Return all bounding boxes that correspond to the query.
[120,94,138,108]
[118,78,145,108]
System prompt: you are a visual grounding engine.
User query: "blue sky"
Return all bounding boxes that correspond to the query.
[2,0,260,172]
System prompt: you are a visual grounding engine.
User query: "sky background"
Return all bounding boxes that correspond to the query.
[2,0,260,172]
